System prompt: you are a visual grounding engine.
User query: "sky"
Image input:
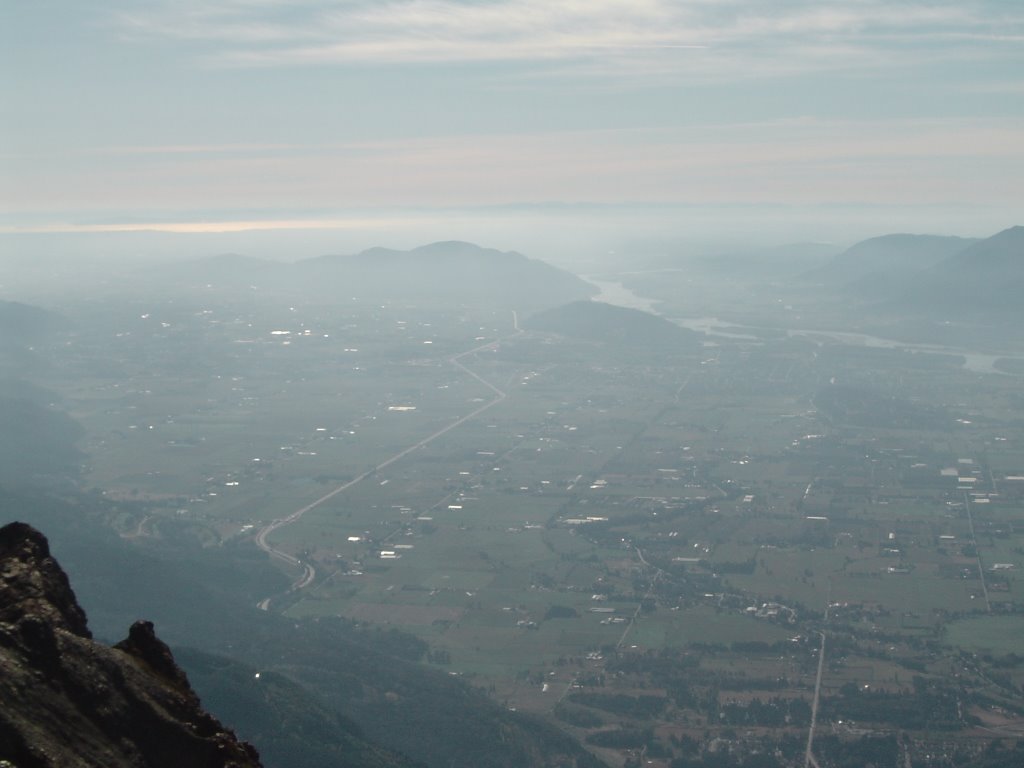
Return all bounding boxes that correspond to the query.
[2,0,1023,248]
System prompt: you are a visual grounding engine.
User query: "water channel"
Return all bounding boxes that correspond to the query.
[586,276,1018,375]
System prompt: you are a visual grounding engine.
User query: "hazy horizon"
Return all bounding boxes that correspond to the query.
[0,203,1018,290]
[4,1,1022,255]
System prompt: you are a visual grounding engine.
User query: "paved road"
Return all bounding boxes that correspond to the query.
[254,334,512,610]
[963,491,991,612]
[614,545,664,650]
[805,630,827,768]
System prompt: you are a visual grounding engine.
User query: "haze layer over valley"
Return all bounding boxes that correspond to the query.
[5,1,1024,766]
[3,224,1024,768]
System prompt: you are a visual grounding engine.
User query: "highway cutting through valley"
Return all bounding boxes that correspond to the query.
[255,329,515,610]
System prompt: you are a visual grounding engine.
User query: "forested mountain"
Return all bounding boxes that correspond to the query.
[804,234,978,288]
[297,241,597,311]
[525,300,700,350]
[135,241,597,312]
[900,225,1024,316]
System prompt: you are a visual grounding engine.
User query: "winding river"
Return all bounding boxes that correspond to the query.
[586,276,1019,375]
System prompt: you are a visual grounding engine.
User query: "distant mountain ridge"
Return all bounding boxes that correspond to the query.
[930,225,1024,275]
[146,241,597,312]
[901,225,1024,314]
[805,234,979,287]
[296,241,597,310]
[797,226,1022,319]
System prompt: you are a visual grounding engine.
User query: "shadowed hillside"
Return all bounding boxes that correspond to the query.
[297,241,597,311]
[0,522,263,768]
[525,300,700,351]
[804,234,979,289]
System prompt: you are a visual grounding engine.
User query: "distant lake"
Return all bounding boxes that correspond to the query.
[586,277,661,314]
[587,277,1019,375]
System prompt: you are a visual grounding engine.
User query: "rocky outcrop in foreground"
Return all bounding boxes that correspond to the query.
[0,521,262,768]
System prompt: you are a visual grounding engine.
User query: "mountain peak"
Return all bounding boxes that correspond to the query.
[0,520,91,638]
[115,620,194,693]
[0,522,263,768]
[984,224,1024,247]
[414,239,482,250]
[410,240,520,258]
[933,224,1024,273]
[296,241,595,311]
[806,233,979,287]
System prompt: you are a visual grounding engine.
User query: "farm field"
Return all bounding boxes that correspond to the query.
[27,276,1024,767]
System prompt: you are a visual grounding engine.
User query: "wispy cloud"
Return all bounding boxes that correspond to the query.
[5,118,1021,213]
[0,217,419,235]
[112,0,1024,79]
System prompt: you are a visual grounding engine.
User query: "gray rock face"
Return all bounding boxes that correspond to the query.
[0,521,263,768]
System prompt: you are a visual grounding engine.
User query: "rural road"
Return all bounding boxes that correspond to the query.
[805,630,827,768]
[254,331,513,610]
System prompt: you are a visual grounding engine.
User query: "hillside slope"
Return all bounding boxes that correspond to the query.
[805,233,978,288]
[526,300,699,351]
[3,490,608,768]
[0,521,262,768]
[901,225,1024,316]
[297,241,598,311]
